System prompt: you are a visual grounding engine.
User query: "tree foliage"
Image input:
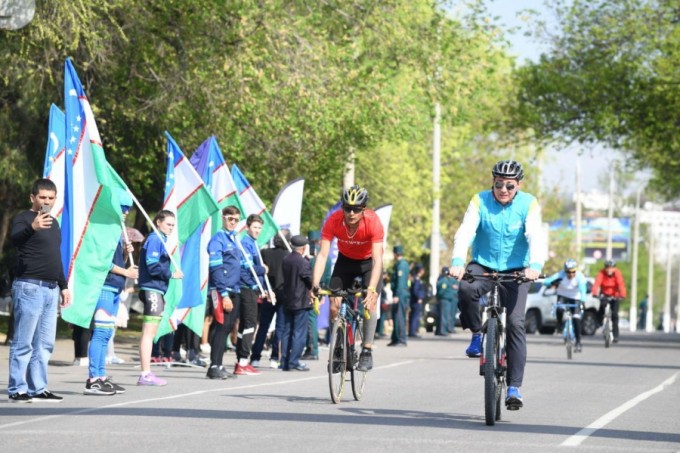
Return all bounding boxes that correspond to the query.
[0,0,526,276]
[509,0,680,198]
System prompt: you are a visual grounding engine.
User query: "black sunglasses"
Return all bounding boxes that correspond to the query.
[342,205,365,214]
[493,181,516,191]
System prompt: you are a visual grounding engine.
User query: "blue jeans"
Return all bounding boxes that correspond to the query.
[280,309,309,369]
[8,280,60,395]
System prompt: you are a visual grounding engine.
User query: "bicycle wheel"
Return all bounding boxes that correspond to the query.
[351,316,368,401]
[495,332,506,422]
[484,319,499,426]
[566,319,573,360]
[604,318,611,348]
[328,318,347,404]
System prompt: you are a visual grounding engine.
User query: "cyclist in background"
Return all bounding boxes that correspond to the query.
[591,260,627,343]
[543,259,588,352]
[449,160,546,409]
[312,185,384,373]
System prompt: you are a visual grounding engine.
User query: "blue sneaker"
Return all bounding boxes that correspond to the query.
[506,386,523,410]
[465,333,482,358]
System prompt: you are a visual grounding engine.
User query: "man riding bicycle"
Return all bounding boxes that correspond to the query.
[449,160,546,410]
[591,260,626,343]
[543,259,588,352]
[312,185,384,372]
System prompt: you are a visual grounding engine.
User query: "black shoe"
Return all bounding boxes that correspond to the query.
[575,342,582,353]
[612,337,619,343]
[104,377,126,394]
[206,365,235,380]
[356,349,373,371]
[31,390,63,402]
[8,393,32,403]
[84,378,116,396]
[301,353,318,361]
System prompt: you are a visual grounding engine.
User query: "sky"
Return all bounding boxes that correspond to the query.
[486,1,629,195]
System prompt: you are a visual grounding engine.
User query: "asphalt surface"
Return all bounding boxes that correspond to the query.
[0,330,679,453]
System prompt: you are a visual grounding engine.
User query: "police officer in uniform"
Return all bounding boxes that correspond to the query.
[388,245,409,346]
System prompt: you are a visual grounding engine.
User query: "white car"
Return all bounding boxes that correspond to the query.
[524,279,601,335]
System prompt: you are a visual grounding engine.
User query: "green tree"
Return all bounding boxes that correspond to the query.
[509,0,680,198]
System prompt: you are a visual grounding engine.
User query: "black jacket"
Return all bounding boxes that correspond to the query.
[281,251,312,311]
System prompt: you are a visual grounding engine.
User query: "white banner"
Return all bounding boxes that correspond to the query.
[374,204,393,249]
[271,177,304,235]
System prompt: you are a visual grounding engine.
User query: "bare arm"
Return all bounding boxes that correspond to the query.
[312,239,331,289]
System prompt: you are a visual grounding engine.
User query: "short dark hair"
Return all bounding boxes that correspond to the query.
[31,178,57,196]
[273,229,291,248]
[247,213,263,227]
[222,205,241,217]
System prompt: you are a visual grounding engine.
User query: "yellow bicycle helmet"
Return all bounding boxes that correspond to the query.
[342,185,369,206]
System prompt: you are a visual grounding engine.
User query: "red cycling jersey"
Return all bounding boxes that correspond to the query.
[322,209,384,260]
[591,268,627,298]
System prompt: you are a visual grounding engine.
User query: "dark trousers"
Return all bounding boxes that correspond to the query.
[390,290,409,344]
[458,262,530,387]
[436,298,452,335]
[72,325,91,358]
[598,297,620,338]
[236,288,258,361]
[209,292,240,367]
[408,302,422,336]
[172,323,200,354]
[152,333,173,358]
[280,308,309,369]
[251,299,281,361]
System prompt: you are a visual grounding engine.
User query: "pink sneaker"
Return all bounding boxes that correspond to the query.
[234,363,261,376]
[150,357,162,364]
[137,372,167,386]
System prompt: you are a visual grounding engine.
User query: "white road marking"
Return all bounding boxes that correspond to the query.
[0,360,416,430]
[561,372,679,447]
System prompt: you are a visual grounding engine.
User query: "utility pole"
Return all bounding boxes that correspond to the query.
[630,188,641,332]
[429,102,441,293]
[663,245,672,333]
[606,169,614,260]
[676,254,680,333]
[645,223,654,332]
[575,157,582,259]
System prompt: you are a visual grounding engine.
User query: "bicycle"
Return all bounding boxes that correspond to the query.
[464,270,542,426]
[552,302,580,360]
[319,280,369,404]
[599,295,617,348]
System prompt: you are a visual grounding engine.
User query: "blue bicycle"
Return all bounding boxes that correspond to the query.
[552,302,580,360]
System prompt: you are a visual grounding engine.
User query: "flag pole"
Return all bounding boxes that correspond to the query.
[120,220,138,284]
[255,246,277,305]
[126,189,182,272]
[234,236,266,297]
[278,230,292,252]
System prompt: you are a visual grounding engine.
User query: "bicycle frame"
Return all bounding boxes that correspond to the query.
[321,285,368,403]
[464,271,539,426]
[553,302,579,360]
[600,296,616,348]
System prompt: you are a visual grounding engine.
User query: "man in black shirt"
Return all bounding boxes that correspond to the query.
[8,178,71,403]
[280,235,313,371]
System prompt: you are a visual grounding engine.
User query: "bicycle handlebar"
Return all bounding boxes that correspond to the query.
[463,271,546,283]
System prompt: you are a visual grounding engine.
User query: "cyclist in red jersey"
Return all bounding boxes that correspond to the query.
[312,185,384,372]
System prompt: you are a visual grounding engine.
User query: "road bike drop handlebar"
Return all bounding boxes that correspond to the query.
[317,284,371,320]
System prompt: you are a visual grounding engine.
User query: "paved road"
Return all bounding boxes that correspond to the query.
[0,331,678,453]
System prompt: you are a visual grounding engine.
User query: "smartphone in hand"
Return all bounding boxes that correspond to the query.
[39,204,51,215]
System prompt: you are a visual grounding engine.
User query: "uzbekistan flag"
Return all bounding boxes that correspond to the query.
[156,132,219,339]
[60,58,130,328]
[43,104,66,223]
[231,164,279,247]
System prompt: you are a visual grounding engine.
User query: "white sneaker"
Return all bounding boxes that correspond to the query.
[72,357,89,367]
[109,356,125,365]
[250,360,260,368]
[269,359,280,369]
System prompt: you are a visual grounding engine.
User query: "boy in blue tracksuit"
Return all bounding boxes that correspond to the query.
[233,214,267,376]
[205,205,243,379]
[84,189,138,395]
